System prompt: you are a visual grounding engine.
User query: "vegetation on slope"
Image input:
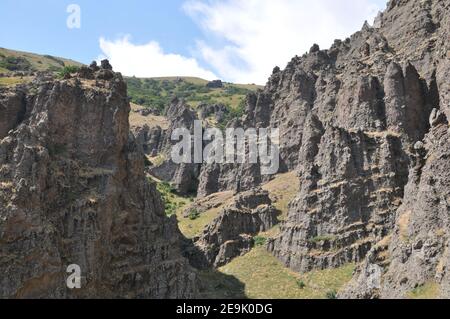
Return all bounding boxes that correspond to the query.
[0,48,82,73]
[150,178,192,217]
[200,246,355,299]
[406,282,441,299]
[172,172,351,299]
[125,76,261,116]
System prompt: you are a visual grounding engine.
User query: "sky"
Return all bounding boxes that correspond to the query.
[0,0,387,84]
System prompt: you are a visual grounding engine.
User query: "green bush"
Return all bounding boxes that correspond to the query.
[326,289,338,299]
[254,236,267,246]
[296,280,306,289]
[58,65,80,78]
[0,56,31,71]
[188,209,200,220]
[217,100,245,130]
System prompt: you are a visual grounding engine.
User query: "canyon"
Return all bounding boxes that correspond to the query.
[0,0,449,299]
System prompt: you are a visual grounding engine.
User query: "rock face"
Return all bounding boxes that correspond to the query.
[198,103,229,123]
[138,98,201,195]
[188,189,279,268]
[132,124,160,157]
[269,0,447,269]
[0,65,197,298]
[193,0,449,298]
[0,87,26,139]
[341,122,450,299]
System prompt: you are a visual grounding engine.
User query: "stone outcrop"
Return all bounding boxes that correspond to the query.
[132,124,163,157]
[139,97,201,195]
[206,80,223,89]
[0,87,26,139]
[188,188,279,268]
[198,103,229,123]
[341,121,450,299]
[0,63,197,298]
[193,0,449,298]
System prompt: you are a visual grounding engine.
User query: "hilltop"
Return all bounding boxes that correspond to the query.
[0,47,82,73]
[125,76,262,115]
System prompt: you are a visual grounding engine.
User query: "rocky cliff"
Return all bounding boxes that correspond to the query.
[188,188,279,268]
[0,63,197,298]
[192,0,449,298]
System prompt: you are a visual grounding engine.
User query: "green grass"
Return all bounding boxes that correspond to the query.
[154,180,190,217]
[406,282,441,299]
[254,236,268,246]
[218,246,355,299]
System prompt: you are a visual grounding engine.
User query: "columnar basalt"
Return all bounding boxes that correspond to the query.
[0,63,197,298]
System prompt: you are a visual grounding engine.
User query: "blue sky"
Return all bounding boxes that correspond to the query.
[0,0,387,84]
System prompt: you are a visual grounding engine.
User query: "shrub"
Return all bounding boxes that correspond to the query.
[254,236,267,246]
[188,209,200,220]
[326,289,338,299]
[296,280,306,289]
[0,56,31,71]
[58,65,80,78]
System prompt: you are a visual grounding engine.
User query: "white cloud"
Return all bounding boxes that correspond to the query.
[184,0,386,84]
[98,35,217,80]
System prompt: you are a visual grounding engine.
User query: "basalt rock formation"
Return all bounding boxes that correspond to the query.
[340,120,450,299]
[194,0,449,298]
[138,97,201,195]
[0,62,197,298]
[188,188,279,268]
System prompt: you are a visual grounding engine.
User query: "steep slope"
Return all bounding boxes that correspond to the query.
[0,62,196,298]
[193,0,449,298]
[268,0,448,272]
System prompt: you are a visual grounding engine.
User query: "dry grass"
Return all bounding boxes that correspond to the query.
[218,246,355,299]
[398,211,411,242]
[0,47,82,72]
[148,154,166,167]
[177,191,234,239]
[177,172,299,239]
[129,103,169,129]
[0,76,32,87]
[262,171,299,219]
[179,206,223,239]
[406,282,441,299]
[79,167,114,178]
[364,130,401,138]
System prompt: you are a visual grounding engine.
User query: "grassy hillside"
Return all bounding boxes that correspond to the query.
[125,76,262,115]
[210,247,355,299]
[0,48,82,73]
